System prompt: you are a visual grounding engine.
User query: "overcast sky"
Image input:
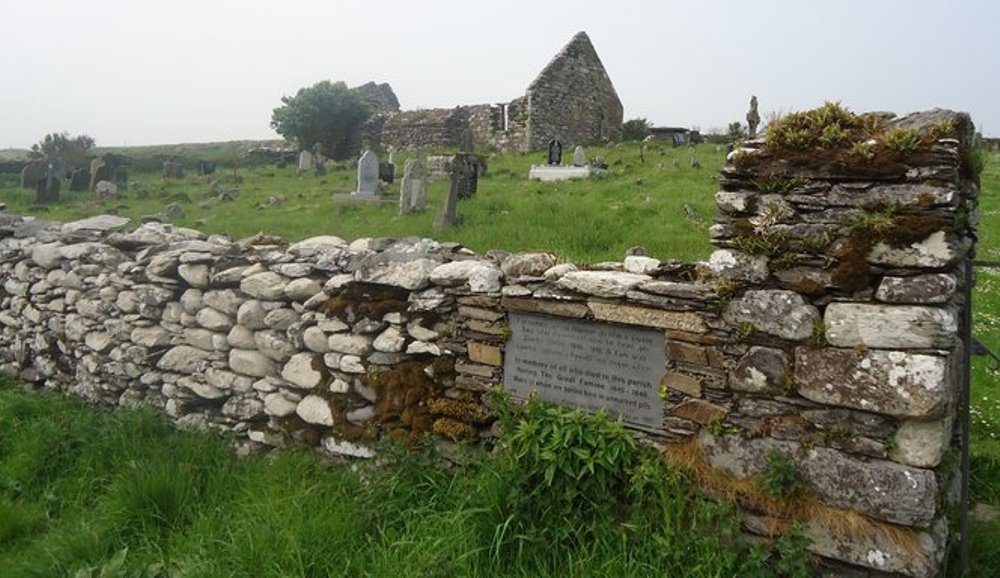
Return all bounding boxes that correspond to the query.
[2,0,997,149]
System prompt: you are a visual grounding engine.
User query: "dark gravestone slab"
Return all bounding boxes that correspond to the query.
[379,162,395,184]
[196,161,216,176]
[547,139,563,165]
[503,312,666,430]
[69,168,90,191]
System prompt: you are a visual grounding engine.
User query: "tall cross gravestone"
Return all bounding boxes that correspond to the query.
[547,139,563,165]
[399,158,427,215]
[354,150,379,196]
[433,157,465,229]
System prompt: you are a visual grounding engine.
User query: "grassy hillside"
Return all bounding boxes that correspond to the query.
[0,142,722,263]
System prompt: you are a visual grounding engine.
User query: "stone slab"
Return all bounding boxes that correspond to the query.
[504,311,666,430]
[528,165,594,182]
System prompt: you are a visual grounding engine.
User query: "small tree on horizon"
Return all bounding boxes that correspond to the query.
[727,121,747,142]
[29,132,95,167]
[270,80,372,160]
[621,118,652,142]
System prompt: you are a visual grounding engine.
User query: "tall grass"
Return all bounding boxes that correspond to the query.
[0,383,813,577]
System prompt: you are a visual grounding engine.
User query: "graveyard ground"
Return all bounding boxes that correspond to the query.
[0,142,997,575]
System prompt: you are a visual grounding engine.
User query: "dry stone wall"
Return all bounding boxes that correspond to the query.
[0,108,977,577]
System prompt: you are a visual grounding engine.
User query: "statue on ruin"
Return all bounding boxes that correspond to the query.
[746,96,761,138]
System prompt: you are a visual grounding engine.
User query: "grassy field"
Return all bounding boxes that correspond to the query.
[0,142,722,263]
[0,143,998,575]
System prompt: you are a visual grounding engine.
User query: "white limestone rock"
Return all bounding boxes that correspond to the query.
[177,263,210,288]
[281,353,324,389]
[240,271,288,300]
[704,249,769,283]
[284,278,323,302]
[825,303,957,349]
[264,392,299,417]
[228,349,279,378]
[556,271,651,298]
[373,326,406,353]
[297,395,334,426]
[623,255,660,274]
[723,289,819,341]
[328,334,372,356]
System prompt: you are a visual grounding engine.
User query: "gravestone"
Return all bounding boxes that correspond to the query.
[387,145,396,164]
[89,157,109,191]
[379,162,395,184]
[298,150,313,172]
[35,163,61,204]
[196,161,216,176]
[572,146,586,167]
[162,160,184,179]
[314,154,326,176]
[69,168,90,191]
[398,158,427,215]
[20,161,45,190]
[747,95,760,138]
[433,158,464,229]
[113,166,128,191]
[547,139,563,165]
[354,150,379,196]
[503,312,666,430]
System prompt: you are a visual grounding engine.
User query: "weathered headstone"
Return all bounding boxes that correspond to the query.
[162,160,184,179]
[297,150,313,172]
[35,163,61,204]
[387,145,396,165]
[547,139,563,165]
[399,158,427,215]
[747,95,760,138]
[503,312,666,430]
[69,168,90,191]
[89,157,109,190]
[379,162,395,184]
[113,166,128,191]
[354,150,379,196]
[433,159,464,229]
[196,161,216,176]
[20,161,45,190]
[314,154,326,176]
[572,146,586,167]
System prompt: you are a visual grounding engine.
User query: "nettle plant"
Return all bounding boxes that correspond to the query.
[502,399,638,536]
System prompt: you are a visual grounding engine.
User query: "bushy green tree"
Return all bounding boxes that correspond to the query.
[29,132,95,166]
[727,121,748,142]
[621,118,652,142]
[270,81,372,160]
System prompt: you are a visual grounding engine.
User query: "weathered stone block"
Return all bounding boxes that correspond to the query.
[468,342,502,366]
[795,347,951,418]
[723,290,819,341]
[698,432,939,527]
[703,249,768,283]
[876,274,957,304]
[589,301,707,333]
[229,349,279,378]
[868,231,959,268]
[500,296,588,318]
[825,303,957,349]
[730,346,790,393]
[890,417,953,468]
[671,399,727,425]
[556,271,651,298]
[660,371,702,397]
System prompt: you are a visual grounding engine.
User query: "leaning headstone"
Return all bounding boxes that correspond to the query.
[399,159,427,215]
[433,160,464,229]
[298,150,314,172]
[547,139,563,165]
[572,146,586,167]
[387,146,396,164]
[379,162,395,184]
[89,157,108,190]
[95,180,117,199]
[314,153,326,176]
[354,150,379,196]
[69,168,90,191]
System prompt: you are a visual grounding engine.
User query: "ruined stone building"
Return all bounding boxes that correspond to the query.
[356,32,622,153]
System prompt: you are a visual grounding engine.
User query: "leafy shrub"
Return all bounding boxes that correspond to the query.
[621,118,652,142]
[761,450,800,499]
[502,400,638,536]
[882,127,924,153]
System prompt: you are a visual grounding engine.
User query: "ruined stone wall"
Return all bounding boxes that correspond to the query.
[523,32,623,150]
[0,109,977,577]
[380,108,470,151]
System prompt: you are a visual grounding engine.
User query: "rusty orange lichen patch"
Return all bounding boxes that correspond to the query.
[427,398,490,424]
[432,417,475,441]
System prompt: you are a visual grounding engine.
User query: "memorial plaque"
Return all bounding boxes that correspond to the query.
[503,311,666,429]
